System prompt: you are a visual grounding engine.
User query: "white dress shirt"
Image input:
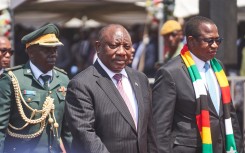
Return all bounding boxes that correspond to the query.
[0,69,3,75]
[190,52,221,110]
[97,59,138,123]
[29,61,52,86]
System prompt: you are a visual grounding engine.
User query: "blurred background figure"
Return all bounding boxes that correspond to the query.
[131,24,158,78]
[0,36,12,75]
[0,1,11,39]
[55,26,72,76]
[160,20,184,63]
[238,21,245,76]
[70,27,99,77]
[70,28,90,75]
[235,21,245,132]
[14,24,32,66]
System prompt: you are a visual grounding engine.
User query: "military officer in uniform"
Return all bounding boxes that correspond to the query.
[0,24,72,153]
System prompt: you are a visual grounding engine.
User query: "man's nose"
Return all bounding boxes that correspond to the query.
[116,45,126,55]
[50,48,57,54]
[211,41,219,48]
[4,52,12,57]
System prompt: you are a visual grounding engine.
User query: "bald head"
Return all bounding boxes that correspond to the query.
[98,24,131,42]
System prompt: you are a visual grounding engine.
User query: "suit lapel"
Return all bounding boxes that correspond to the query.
[218,99,223,117]
[126,67,144,134]
[94,62,137,132]
[206,89,223,118]
[206,91,219,117]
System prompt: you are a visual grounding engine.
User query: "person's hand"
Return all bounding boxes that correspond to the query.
[60,139,66,153]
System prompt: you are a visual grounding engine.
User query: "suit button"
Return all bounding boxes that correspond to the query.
[217,139,222,143]
[27,98,31,102]
[49,91,52,94]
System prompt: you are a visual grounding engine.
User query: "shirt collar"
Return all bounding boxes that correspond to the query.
[0,69,3,75]
[190,51,210,71]
[29,61,52,80]
[97,58,128,79]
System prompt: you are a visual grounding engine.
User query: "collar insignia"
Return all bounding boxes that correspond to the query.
[58,86,67,96]
[27,69,31,73]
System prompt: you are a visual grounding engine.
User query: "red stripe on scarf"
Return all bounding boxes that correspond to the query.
[221,86,231,104]
[180,44,189,54]
[196,110,211,132]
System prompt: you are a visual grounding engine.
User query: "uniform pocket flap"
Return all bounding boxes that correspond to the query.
[22,90,40,103]
[56,91,65,101]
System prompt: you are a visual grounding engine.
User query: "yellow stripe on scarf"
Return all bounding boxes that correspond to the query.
[182,51,195,67]
[202,127,212,144]
[215,70,229,87]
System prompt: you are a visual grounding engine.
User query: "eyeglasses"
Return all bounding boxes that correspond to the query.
[0,48,14,56]
[197,37,223,45]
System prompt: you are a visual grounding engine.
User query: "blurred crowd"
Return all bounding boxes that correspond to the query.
[13,23,159,79]
[12,19,245,81]
[13,21,186,79]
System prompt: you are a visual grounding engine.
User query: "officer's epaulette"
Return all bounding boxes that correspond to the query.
[5,65,24,72]
[54,67,67,74]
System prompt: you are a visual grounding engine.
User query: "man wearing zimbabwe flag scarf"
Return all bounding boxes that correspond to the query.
[153,16,243,153]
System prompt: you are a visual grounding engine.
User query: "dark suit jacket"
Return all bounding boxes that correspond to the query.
[65,61,157,153]
[152,55,243,153]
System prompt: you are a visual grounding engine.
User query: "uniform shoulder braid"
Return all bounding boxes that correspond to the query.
[54,67,67,75]
[5,65,24,72]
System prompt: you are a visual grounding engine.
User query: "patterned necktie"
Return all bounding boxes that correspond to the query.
[40,75,51,90]
[113,74,137,128]
[204,62,219,114]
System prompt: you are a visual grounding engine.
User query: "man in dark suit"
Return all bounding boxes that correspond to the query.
[65,24,157,153]
[0,24,72,153]
[152,16,243,153]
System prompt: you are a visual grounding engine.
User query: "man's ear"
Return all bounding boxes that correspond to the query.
[95,41,100,54]
[25,47,33,58]
[187,36,195,47]
[187,36,194,42]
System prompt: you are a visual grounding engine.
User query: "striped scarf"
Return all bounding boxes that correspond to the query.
[180,44,237,153]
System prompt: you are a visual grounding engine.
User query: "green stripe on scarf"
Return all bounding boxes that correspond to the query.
[226,134,237,151]
[210,59,222,73]
[180,44,237,153]
[189,65,202,81]
[203,144,213,153]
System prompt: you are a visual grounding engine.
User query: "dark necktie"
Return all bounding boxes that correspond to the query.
[113,74,137,128]
[40,75,51,90]
[204,62,219,114]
